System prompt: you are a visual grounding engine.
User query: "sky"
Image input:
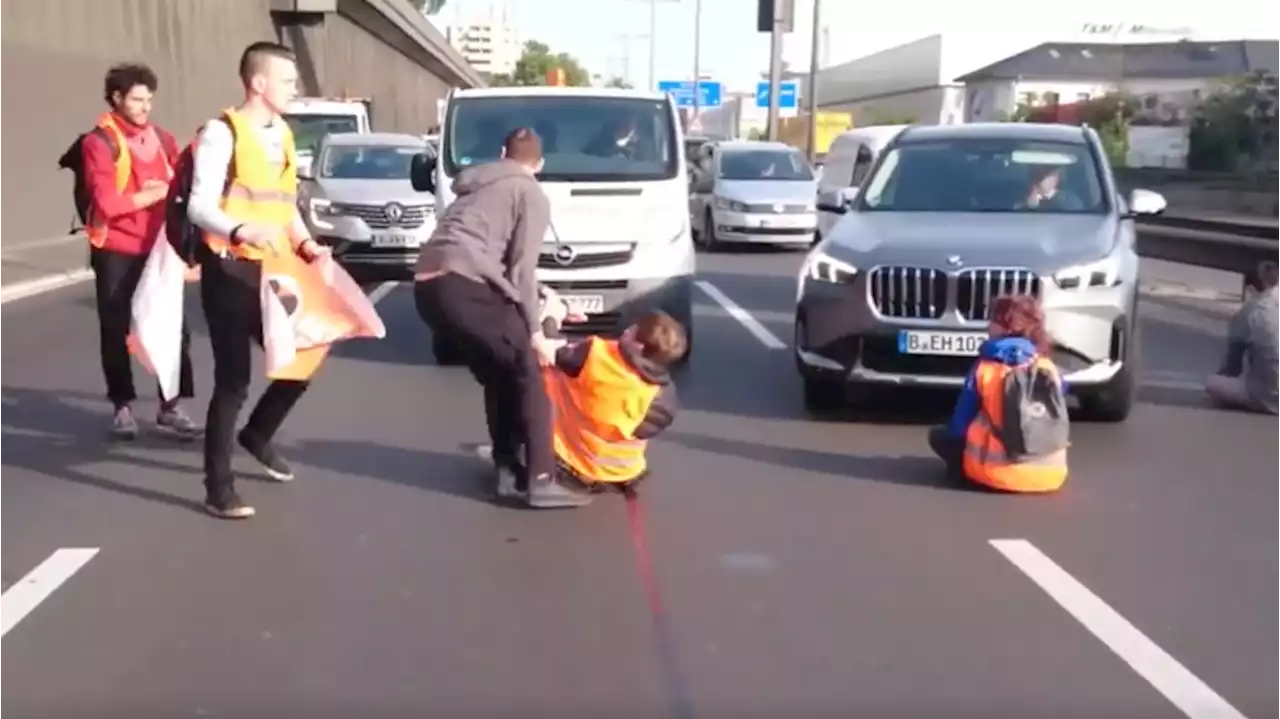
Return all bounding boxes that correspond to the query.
[433,0,1278,94]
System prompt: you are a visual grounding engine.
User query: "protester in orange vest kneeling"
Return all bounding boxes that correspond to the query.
[927,295,1070,493]
[537,300,686,504]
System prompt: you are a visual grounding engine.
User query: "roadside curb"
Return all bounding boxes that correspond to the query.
[0,268,94,305]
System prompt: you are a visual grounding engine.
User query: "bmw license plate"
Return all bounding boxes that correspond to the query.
[561,295,605,314]
[898,330,986,356]
[372,232,419,248]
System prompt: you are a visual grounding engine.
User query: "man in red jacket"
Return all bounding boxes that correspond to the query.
[82,63,199,440]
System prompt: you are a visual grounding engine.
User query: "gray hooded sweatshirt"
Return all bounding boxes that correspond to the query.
[414,160,550,330]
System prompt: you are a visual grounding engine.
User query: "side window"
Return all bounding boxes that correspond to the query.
[850,145,875,187]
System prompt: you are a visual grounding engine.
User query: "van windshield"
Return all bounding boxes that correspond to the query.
[284,114,361,155]
[444,95,679,182]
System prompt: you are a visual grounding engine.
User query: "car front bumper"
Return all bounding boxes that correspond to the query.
[713,208,816,244]
[544,275,694,337]
[794,274,1135,391]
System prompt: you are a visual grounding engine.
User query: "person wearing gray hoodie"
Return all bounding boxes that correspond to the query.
[413,127,591,509]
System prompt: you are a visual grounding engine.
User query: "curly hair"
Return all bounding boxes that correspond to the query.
[103,63,157,104]
[990,294,1050,354]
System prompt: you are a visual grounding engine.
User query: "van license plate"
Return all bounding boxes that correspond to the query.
[561,295,605,314]
[897,330,986,356]
[372,233,419,248]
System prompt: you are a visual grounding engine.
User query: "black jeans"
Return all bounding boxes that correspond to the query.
[90,247,194,408]
[414,274,553,482]
[200,254,309,501]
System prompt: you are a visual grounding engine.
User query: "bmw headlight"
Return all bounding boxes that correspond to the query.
[1053,255,1123,289]
[714,196,749,212]
[801,250,858,284]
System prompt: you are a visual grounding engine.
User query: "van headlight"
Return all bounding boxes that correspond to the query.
[309,198,339,230]
[1053,255,1122,289]
[714,196,749,212]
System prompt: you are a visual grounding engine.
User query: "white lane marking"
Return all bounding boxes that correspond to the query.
[1,548,100,638]
[695,280,787,350]
[1,232,87,255]
[990,539,1246,719]
[367,281,397,305]
[0,268,95,306]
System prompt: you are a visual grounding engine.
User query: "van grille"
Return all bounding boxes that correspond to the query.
[537,245,636,270]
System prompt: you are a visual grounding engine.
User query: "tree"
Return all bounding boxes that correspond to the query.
[1188,71,1278,172]
[487,41,591,87]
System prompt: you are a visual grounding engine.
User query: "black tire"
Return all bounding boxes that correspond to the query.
[1078,321,1139,423]
[432,335,467,366]
[803,374,845,414]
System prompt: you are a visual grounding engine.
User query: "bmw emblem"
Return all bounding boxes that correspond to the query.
[553,245,576,266]
[384,202,404,224]
[946,255,963,267]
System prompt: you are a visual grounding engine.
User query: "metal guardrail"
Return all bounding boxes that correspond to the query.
[1135,215,1279,280]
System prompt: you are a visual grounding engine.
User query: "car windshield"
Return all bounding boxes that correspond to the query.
[284,114,360,155]
[858,138,1106,214]
[719,149,813,181]
[319,145,418,180]
[444,96,678,182]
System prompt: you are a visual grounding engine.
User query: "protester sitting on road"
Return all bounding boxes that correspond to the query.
[1204,261,1279,415]
[537,297,684,502]
[928,295,1070,493]
[62,62,200,441]
[413,127,589,509]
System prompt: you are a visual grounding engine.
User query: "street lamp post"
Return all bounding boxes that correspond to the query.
[692,0,702,119]
[804,0,821,162]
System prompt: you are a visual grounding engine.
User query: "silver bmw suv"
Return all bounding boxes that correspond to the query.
[793,123,1168,422]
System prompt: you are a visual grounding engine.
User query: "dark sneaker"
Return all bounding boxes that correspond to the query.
[237,431,295,482]
[527,473,593,509]
[110,406,139,440]
[156,405,203,440]
[204,492,255,519]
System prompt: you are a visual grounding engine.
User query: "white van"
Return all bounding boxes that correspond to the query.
[816,125,908,239]
[422,86,695,362]
[283,97,373,176]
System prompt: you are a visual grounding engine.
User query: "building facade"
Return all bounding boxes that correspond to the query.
[445,6,520,76]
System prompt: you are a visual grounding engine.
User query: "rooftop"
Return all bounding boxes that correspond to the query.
[956,39,1279,82]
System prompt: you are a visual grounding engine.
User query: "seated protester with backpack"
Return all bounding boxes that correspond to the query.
[927,295,1069,493]
[1204,260,1279,415]
[531,293,685,504]
[58,62,199,440]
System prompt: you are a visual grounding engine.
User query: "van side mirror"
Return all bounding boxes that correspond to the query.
[296,163,314,181]
[410,152,437,193]
[1127,188,1166,216]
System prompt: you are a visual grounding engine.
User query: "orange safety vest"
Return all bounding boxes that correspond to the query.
[962,356,1069,493]
[544,338,662,484]
[85,113,172,248]
[203,107,301,261]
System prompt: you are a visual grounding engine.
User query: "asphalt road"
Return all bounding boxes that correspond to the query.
[2,250,1276,718]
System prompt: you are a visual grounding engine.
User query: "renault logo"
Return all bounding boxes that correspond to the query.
[946,255,963,267]
[553,245,576,266]
[384,202,404,224]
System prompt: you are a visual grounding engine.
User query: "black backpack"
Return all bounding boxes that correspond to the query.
[164,118,235,267]
[57,128,119,227]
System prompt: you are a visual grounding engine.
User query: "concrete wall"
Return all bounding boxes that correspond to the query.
[1,0,478,247]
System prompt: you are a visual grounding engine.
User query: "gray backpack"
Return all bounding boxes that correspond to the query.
[992,361,1070,460]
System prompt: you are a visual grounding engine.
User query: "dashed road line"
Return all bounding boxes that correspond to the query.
[695,280,787,350]
[991,539,1246,719]
[367,281,398,305]
[1,268,95,305]
[1,548,100,638]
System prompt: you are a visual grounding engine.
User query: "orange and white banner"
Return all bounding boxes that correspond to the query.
[129,234,188,401]
[260,251,386,380]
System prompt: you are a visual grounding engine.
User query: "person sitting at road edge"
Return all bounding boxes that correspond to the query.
[1204,260,1279,415]
[928,294,1070,493]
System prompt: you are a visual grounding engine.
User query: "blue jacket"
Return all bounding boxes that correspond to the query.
[945,337,1042,438]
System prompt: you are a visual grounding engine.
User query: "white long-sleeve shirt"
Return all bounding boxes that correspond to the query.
[186,116,309,241]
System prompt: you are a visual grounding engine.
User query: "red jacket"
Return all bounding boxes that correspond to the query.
[82,114,179,255]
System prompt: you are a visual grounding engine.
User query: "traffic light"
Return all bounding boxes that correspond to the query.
[757,0,795,33]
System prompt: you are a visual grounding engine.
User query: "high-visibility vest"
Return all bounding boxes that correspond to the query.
[544,338,661,484]
[961,356,1069,493]
[85,113,172,248]
[203,107,300,261]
